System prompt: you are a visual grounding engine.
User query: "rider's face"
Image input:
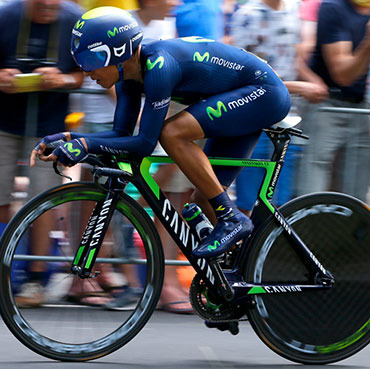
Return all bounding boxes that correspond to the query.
[28,0,61,24]
[86,66,119,88]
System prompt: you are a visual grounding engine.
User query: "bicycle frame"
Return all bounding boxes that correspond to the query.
[71,128,334,304]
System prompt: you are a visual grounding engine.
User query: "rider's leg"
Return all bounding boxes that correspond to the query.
[160,111,253,258]
[160,111,224,199]
[160,84,290,258]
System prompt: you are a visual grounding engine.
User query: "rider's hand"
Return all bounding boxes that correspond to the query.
[30,132,70,167]
[51,138,88,167]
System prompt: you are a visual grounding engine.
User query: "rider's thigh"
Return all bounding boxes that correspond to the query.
[160,110,205,144]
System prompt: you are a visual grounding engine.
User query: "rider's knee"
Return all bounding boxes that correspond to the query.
[159,122,181,148]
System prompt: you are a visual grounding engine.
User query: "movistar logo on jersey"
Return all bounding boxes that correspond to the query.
[227,88,267,110]
[181,36,215,43]
[207,240,220,252]
[146,56,164,70]
[206,101,227,121]
[210,56,245,71]
[193,52,210,62]
[64,143,81,156]
[75,20,85,30]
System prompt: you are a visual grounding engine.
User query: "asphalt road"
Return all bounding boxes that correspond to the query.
[0,311,370,369]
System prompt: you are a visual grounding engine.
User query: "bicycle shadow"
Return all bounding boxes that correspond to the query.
[0,361,367,369]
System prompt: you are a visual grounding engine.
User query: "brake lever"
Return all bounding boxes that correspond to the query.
[53,162,72,181]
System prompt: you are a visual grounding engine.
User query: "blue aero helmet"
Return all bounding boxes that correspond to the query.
[71,7,143,72]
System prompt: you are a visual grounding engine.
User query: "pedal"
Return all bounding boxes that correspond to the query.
[204,320,239,335]
[75,269,101,279]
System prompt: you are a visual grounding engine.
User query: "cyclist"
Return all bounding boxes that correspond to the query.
[30,7,291,259]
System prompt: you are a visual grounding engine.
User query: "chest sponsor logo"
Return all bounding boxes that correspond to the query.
[210,56,244,71]
[193,52,210,62]
[192,51,245,71]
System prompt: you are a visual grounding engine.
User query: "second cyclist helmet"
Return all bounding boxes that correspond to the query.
[71,7,143,72]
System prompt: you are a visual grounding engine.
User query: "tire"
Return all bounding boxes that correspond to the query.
[244,192,370,364]
[0,182,164,361]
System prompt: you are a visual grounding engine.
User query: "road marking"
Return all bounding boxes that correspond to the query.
[198,346,234,368]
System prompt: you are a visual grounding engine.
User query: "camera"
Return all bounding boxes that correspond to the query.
[15,58,57,73]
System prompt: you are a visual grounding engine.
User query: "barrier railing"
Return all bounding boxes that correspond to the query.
[14,89,370,267]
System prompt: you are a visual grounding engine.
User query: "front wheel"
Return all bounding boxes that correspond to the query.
[0,182,164,361]
[244,192,370,364]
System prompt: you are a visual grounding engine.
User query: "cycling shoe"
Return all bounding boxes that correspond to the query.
[192,213,253,259]
[205,320,239,335]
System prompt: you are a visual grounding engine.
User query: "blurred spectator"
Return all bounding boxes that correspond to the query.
[175,0,224,40]
[230,0,327,215]
[296,0,326,92]
[101,0,195,313]
[296,0,370,203]
[133,0,177,37]
[0,0,83,306]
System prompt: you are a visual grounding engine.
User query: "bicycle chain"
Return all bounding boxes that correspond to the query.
[189,273,249,323]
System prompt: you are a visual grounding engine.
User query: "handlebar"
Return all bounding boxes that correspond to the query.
[51,152,133,183]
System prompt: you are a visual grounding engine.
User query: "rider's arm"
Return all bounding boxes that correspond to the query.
[83,50,181,157]
[84,96,171,156]
[70,80,142,140]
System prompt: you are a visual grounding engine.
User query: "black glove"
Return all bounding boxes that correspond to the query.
[52,139,88,166]
[34,133,67,152]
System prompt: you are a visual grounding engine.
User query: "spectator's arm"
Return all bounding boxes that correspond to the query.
[63,70,84,89]
[322,28,370,86]
[284,80,328,103]
[296,20,325,84]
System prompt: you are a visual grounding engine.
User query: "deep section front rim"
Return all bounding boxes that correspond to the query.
[0,182,164,361]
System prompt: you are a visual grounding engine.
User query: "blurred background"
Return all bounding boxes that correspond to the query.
[0,0,369,314]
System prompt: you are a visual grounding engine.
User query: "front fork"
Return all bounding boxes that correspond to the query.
[70,181,121,279]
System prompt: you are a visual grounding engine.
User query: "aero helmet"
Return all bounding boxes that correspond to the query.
[71,7,143,72]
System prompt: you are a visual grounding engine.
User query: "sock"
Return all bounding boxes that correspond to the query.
[209,191,237,221]
[28,271,48,285]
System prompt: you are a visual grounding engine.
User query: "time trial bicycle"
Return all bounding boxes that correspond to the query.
[0,120,369,364]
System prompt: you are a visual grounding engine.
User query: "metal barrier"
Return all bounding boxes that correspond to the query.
[14,255,189,266]
[318,106,370,115]
[15,89,370,268]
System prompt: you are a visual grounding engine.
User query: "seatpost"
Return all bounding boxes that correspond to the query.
[264,129,291,163]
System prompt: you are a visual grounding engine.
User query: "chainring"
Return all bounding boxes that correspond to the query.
[189,273,238,322]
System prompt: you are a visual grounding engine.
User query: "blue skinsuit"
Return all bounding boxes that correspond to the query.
[72,37,290,185]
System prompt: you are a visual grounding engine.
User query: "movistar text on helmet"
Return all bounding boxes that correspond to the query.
[114,21,138,34]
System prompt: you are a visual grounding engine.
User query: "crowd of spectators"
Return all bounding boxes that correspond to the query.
[0,0,369,311]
